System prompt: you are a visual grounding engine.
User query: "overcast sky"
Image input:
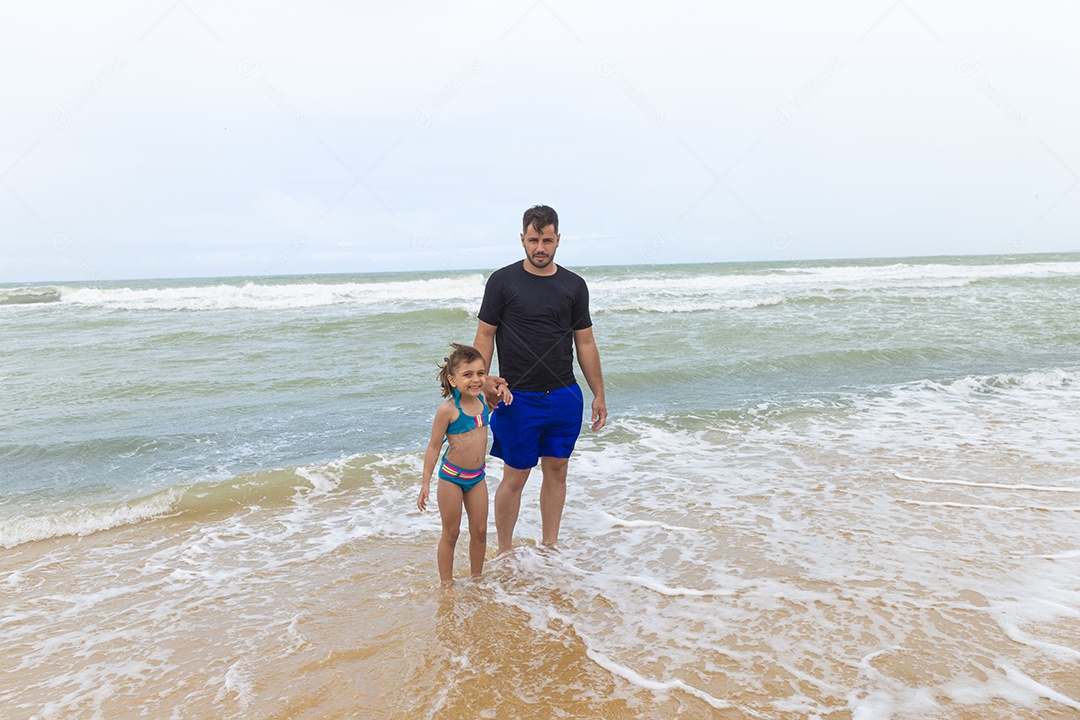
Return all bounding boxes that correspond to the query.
[2,1,1078,282]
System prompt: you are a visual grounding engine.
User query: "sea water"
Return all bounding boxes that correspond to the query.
[1,253,1079,718]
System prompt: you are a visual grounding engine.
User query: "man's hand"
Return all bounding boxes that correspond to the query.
[590,396,607,431]
[482,375,513,409]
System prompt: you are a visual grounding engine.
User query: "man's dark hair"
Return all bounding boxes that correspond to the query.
[522,205,558,235]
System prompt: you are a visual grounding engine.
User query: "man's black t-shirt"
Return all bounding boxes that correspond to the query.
[478,262,593,392]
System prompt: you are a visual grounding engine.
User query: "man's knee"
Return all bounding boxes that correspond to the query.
[500,466,532,493]
[541,457,569,483]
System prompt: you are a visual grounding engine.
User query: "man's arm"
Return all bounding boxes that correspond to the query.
[474,320,512,407]
[473,320,497,371]
[574,326,606,431]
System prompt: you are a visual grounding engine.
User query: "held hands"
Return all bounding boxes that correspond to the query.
[482,375,513,409]
[417,482,430,512]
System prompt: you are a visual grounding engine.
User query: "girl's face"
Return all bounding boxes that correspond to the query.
[449,358,487,397]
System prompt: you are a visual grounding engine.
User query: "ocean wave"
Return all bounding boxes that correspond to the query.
[53,275,486,312]
[0,456,381,549]
[604,367,1080,448]
[16,258,1080,315]
[908,368,1077,395]
[0,488,184,549]
[600,295,786,313]
[776,259,1080,285]
[10,364,1067,551]
[0,286,62,306]
[581,259,1080,314]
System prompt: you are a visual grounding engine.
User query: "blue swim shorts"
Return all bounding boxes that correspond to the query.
[491,383,584,470]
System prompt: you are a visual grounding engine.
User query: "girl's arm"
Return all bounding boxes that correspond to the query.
[418,403,452,512]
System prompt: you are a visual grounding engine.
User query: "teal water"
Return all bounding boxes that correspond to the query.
[2,253,1080,718]
[2,253,1079,529]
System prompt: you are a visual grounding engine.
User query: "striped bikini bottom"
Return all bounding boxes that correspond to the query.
[437,452,486,491]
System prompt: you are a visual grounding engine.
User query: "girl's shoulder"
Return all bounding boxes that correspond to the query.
[435,397,458,417]
[429,398,457,436]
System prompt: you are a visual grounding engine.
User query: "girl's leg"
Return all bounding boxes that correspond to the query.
[461,480,489,577]
[436,479,464,585]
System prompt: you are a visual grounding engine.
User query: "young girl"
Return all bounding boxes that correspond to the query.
[417,344,511,585]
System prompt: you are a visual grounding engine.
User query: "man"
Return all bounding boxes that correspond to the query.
[473,204,606,554]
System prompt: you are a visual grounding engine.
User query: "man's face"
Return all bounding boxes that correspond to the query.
[521,223,560,270]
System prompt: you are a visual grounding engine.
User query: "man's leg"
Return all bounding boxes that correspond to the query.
[539,456,569,547]
[494,465,531,555]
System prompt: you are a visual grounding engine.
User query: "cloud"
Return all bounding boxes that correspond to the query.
[2,1,1077,282]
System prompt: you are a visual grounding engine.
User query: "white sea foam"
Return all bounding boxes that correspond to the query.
[596,510,700,532]
[468,363,1080,716]
[0,455,399,550]
[0,489,182,549]
[589,260,1080,313]
[778,259,1080,285]
[221,661,255,710]
[557,558,733,597]
[1000,621,1080,662]
[596,573,733,597]
[293,465,341,494]
[56,274,486,312]
[893,472,1080,493]
[583,647,745,713]
[6,384,1079,718]
[897,498,1080,512]
[33,259,1080,315]
[995,664,1080,711]
[603,295,787,313]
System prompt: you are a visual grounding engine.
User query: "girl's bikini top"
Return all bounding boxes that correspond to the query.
[445,388,490,436]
